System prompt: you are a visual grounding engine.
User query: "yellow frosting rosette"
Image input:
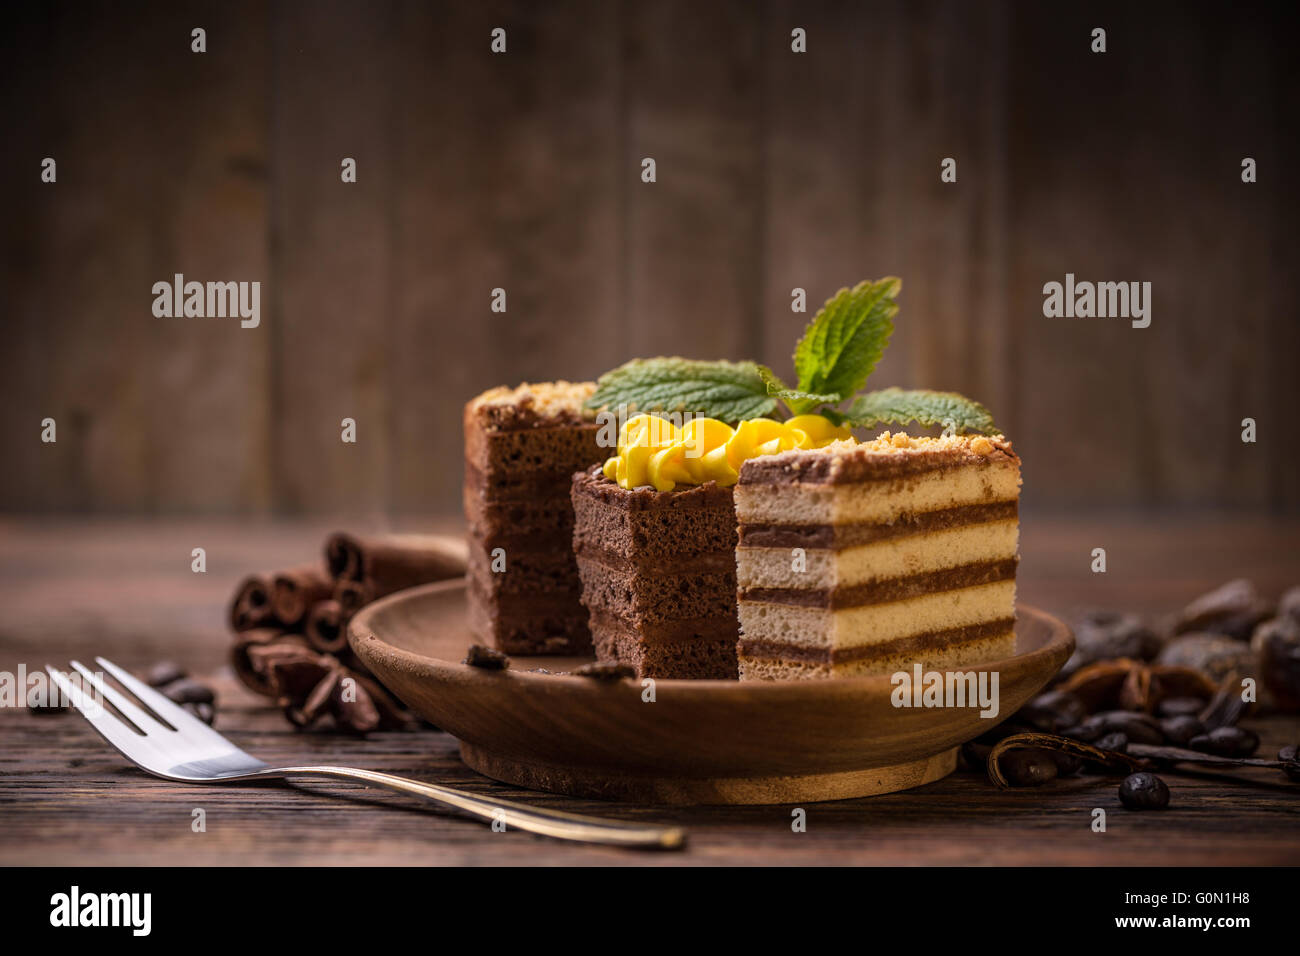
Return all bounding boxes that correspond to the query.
[601,413,852,491]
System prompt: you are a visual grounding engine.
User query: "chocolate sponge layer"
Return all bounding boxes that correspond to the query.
[571,468,739,679]
[463,384,602,655]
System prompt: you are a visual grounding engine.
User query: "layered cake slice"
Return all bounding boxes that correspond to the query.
[571,414,851,679]
[464,381,601,654]
[734,432,1021,680]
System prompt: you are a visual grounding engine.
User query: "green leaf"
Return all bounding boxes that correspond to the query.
[756,365,841,414]
[842,388,998,435]
[585,357,778,424]
[793,277,901,399]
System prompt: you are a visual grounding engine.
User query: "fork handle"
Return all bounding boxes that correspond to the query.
[272,766,686,850]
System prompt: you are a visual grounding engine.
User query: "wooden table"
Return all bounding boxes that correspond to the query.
[2,514,1298,866]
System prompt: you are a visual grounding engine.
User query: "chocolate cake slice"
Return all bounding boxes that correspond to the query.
[734,432,1021,679]
[570,467,740,679]
[464,381,601,654]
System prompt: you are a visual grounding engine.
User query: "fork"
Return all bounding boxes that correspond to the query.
[47,657,685,850]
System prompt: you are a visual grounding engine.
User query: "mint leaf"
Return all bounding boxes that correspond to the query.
[585,358,778,424]
[756,365,841,414]
[843,388,998,435]
[793,278,901,400]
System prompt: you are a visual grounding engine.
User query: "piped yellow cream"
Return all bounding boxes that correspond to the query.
[602,413,853,491]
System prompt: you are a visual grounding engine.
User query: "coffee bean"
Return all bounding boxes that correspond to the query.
[160,678,215,705]
[1095,732,1129,753]
[1000,750,1059,787]
[144,661,186,688]
[1094,710,1165,745]
[959,742,991,772]
[1119,772,1170,810]
[463,643,509,669]
[1061,722,1102,742]
[1051,753,1083,777]
[1278,745,1300,782]
[1189,726,1260,758]
[1159,714,1205,747]
[1157,696,1205,718]
[181,701,215,726]
[1021,690,1087,732]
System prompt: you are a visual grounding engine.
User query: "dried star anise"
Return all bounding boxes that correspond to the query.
[1057,657,1216,714]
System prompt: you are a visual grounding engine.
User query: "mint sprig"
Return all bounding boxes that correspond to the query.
[792,277,900,407]
[585,358,777,423]
[584,277,1000,435]
[840,388,998,435]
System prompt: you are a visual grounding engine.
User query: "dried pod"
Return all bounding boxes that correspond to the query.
[999,749,1059,787]
[1174,579,1273,641]
[1059,612,1161,680]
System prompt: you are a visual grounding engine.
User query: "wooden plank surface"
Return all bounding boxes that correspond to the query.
[1,515,1297,865]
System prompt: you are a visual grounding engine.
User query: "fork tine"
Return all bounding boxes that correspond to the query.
[46,666,160,760]
[70,660,171,735]
[92,656,228,744]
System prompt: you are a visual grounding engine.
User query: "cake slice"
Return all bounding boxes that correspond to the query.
[734,432,1021,680]
[464,381,601,654]
[570,467,740,679]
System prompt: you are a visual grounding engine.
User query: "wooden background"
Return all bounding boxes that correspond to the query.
[4,0,1297,517]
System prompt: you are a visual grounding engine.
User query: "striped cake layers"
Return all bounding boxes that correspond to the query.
[734,434,1022,680]
[463,382,602,655]
[570,467,740,679]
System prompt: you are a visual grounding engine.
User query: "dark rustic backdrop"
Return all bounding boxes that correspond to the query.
[4,0,1297,516]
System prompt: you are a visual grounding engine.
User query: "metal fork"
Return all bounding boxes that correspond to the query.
[47,657,685,850]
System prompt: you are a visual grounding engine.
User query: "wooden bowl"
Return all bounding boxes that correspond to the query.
[349,580,1073,805]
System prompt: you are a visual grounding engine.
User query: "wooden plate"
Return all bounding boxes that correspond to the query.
[348,580,1074,805]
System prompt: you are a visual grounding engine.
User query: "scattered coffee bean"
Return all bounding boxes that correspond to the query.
[1174,579,1274,641]
[1000,749,1059,787]
[1278,586,1300,627]
[1095,732,1129,753]
[959,742,991,772]
[1094,711,1165,745]
[1051,752,1083,777]
[160,678,215,705]
[1252,615,1300,712]
[1119,772,1170,810]
[1278,745,1300,782]
[1021,690,1087,732]
[1189,726,1260,758]
[181,701,215,726]
[144,661,187,688]
[1157,696,1205,718]
[463,643,509,670]
[1060,722,1101,743]
[573,661,637,680]
[1159,714,1205,747]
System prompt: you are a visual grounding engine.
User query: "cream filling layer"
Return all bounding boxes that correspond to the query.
[737,580,1017,650]
[734,465,1021,525]
[735,520,1019,590]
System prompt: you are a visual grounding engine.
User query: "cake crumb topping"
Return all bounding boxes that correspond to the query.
[467,380,596,429]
